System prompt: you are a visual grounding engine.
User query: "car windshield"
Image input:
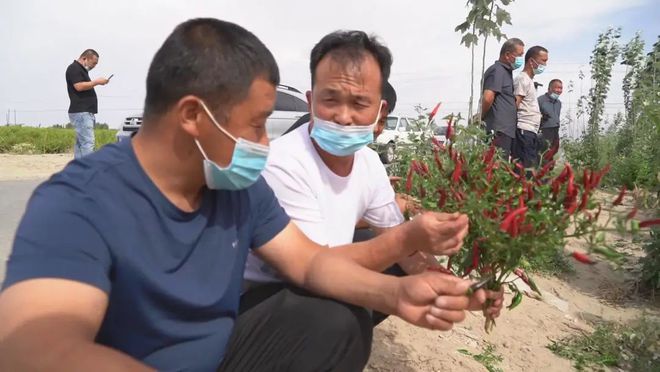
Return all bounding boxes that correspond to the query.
[385,117,398,130]
[434,125,448,136]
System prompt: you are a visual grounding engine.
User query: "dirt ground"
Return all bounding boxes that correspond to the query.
[0,153,71,181]
[2,154,658,371]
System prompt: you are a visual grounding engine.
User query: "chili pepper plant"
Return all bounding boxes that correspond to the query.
[394,115,659,333]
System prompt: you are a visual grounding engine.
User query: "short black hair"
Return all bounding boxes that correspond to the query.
[549,79,563,88]
[382,81,397,114]
[525,45,548,63]
[499,38,524,56]
[143,18,280,121]
[309,30,392,90]
[80,49,99,59]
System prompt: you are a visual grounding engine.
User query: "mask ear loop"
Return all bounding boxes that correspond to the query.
[199,100,238,143]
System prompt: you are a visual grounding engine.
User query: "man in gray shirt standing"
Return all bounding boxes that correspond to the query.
[538,79,563,156]
[481,38,525,159]
[513,46,548,170]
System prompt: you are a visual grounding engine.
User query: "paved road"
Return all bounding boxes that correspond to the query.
[0,179,42,284]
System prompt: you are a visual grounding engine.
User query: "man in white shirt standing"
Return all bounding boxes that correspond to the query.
[513,46,549,170]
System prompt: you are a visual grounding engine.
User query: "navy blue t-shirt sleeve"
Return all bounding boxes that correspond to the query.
[248,177,290,249]
[483,67,503,93]
[2,184,112,292]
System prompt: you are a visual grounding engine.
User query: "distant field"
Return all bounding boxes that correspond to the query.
[0,126,117,154]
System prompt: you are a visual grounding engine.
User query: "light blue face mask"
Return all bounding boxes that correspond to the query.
[533,59,546,75]
[549,92,560,100]
[512,56,524,70]
[195,101,269,191]
[310,101,383,157]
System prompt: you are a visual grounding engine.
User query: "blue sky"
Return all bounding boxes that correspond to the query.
[0,0,657,135]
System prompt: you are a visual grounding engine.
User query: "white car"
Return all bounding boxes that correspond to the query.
[372,115,419,164]
[372,115,449,164]
[116,85,309,142]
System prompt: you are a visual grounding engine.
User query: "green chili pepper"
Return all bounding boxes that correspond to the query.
[507,291,523,310]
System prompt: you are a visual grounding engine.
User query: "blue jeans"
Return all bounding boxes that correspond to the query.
[69,112,96,159]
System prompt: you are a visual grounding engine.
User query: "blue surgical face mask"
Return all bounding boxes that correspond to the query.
[549,92,560,100]
[512,56,524,70]
[533,60,546,75]
[310,101,383,157]
[195,101,269,190]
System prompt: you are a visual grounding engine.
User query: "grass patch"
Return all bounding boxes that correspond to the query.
[0,126,116,154]
[458,342,504,372]
[548,317,660,371]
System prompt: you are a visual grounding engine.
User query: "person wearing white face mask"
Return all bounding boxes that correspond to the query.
[241,30,504,361]
[513,45,549,172]
[65,49,111,158]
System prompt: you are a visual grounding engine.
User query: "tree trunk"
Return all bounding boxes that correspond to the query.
[477,1,496,122]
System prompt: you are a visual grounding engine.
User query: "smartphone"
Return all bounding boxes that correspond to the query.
[108,74,114,80]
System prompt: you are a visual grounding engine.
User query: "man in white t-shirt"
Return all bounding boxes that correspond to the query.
[242,30,503,333]
[513,45,549,170]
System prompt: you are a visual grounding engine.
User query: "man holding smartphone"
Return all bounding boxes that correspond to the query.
[65,49,111,158]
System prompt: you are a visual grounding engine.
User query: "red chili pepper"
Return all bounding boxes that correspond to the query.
[405,166,413,193]
[518,194,525,208]
[505,165,522,180]
[582,169,591,191]
[578,192,589,211]
[555,165,570,184]
[431,136,442,148]
[464,241,480,276]
[482,144,496,164]
[419,184,427,198]
[593,165,611,189]
[535,160,556,180]
[526,183,535,200]
[565,199,578,214]
[500,207,528,237]
[434,151,443,171]
[437,189,448,209]
[451,161,463,183]
[572,251,596,265]
[639,219,660,228]
[446,117,454,140]
[543,143,559,161]
[626,207,638,220]
[612,186,626,206]
[594,203,602,220]
[420,161,430,176]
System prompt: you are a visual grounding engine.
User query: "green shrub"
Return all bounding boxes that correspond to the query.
[0,126,117,154]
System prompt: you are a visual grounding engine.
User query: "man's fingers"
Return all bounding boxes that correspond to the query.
[429,306,466,323]
[424,273,472,296]
[433,295,471,310]
[424,313,455,331]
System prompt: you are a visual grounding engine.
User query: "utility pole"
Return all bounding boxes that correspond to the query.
[14,109,17,125]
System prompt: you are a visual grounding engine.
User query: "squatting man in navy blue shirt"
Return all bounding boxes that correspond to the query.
[0,18,502,371]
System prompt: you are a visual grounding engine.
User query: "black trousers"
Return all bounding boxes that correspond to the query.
[218,284,373,372]
[538,127,559,157]
[491,131,514,160]
[218,228,407,372]
[513,129,539,170]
